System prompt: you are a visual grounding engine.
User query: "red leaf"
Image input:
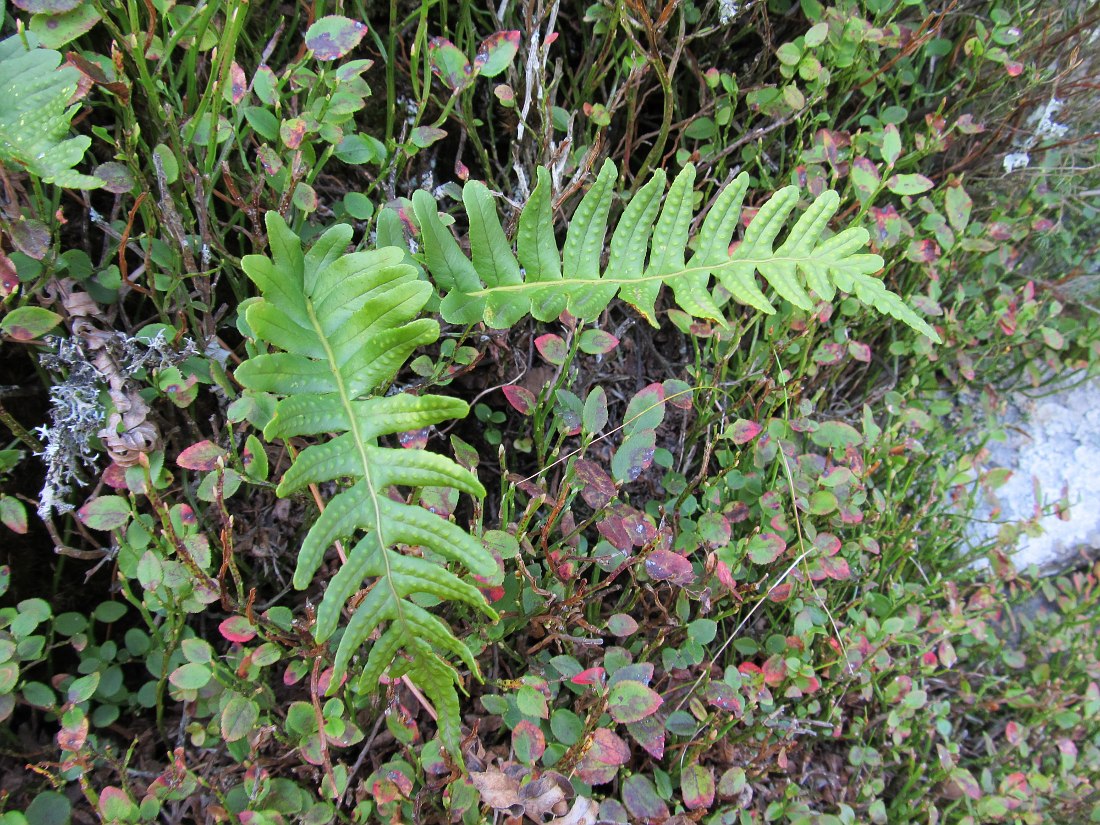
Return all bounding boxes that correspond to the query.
[219,616,257,644]
[502,385,536,415]
[645,549,695,586]
[571,667,605,686]
[177,440,227,471]
[762,655,787,687]
[535,333,568,365]
[726,419,762,445]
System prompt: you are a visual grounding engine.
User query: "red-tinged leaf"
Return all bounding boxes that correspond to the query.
[623,383,666,436]
[906,238,940,263]
[575,727,629,785]
[608,680,663,723]
[697,512,731,548]
[571,667,605,686]
[747,532,786,565]
[620,508,657,547]
[725,418,762,445]
[597,515,632,552]
[622,774,669,823]
[582,385,609,434]
[626,713,665,759]
[177,440,227,471]
[606,613,638,637]
[474,31,521,78]
[768,583,793,602]
[535,333,568,365]
[578,329,619,355]
[851,156,880,203]
[280,117,306,149]
[762,655,787,687]
[681,764,715,811]
[611,430,656,483]
[512,719,546,764]
[849,340,872,362]
[219,616,256,644]
[714,560,736,592]
[1005,60,1023,76]
[948,768,982,800]
[662,378,693,410]
[572,459,616,508]
[0,498,27,535]
[228,61,247,104]
[10,217,52,260]
[705,681,743,714]
[58,716,89,751]
[0,252,18,298]
[284,660,309,686]
[502,385,536,415]
[305,15,368,61]
[1004,721,1022,746]
[814,532,842,555]
[820,555,850,580]
[77,495,131,531]
[429,37,473,90]
[411,126,447,148]
[886,173,934,196]
[1,306,62,341]
[939,640,957,668]
[944,182,973,232]
[645,549,695,586]
[956,114,985,134]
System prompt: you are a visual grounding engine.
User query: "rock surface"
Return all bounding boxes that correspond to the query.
[969,375,1100,572]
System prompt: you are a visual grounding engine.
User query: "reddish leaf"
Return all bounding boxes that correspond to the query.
[704,681,743,715]
[622,774,669,823]
[177,440,226,471]
[305,15,368,61]
[280,117,306,149]
[820,555,851,580]
[77,495,131,531]
[512,719,546,764]
[608,680,663,723]
[535,333,568,365]
[747,533,786,565]
[681,764,715,811]
[570,667,605,686]
[219,616,256,644]
[397,428,429,449]
[645,549,695,586]
[410,126,447,148]
[474,31,521,77]
[626,713,665,759]
[575,728,629,785]
[502,385,536,415]
[663,378,694,409]
[429,37,473,90]
[0,498,27,535]
[762,655,787,687]
[768,582,793,602]
[725,419,762,445]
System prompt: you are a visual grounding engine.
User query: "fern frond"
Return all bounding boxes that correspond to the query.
[235,213,497,758]
[0,35,102,189]
[410,161,940,342]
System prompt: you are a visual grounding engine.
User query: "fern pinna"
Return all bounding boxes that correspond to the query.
[411,159,940,342]
[235,212,497,757]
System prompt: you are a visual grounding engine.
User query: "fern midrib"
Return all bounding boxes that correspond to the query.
[465,253,872,296]
[305,300,409,645]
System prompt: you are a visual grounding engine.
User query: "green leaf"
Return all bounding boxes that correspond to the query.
[235,213,496,761]
[474,31,520,78]
[0,35,102,187]
[428,37,472,91]
[886,173,934,195]
[305,15,368,61]
[1,306,61,340]
[221,693,259,742]
[76,495,130,531]
[28,5,101,49]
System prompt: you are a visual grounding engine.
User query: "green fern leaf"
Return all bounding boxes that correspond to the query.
[0,35,102,189]
[235,213,497,759]
[412,163,940,342]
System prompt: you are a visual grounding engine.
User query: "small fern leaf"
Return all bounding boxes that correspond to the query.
[517,168,565,322]
[602,169,665,322]
[236,212,497,760]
